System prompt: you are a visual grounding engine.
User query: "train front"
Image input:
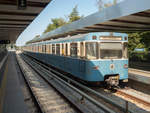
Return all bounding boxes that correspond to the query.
[86,33,128,86]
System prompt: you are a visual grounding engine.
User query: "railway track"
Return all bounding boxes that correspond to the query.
[129,68,150,76]
[116,89,150,108]
[17,55,78,113]
[17,53,117,113]
[20,52,150,113]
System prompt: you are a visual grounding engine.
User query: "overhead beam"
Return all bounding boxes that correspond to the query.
[0,26,26,29]
[110,19,150,26]
[94,24,150,29]
[0,18,32,22]
[0,0,48,7]
[132,12,150,18]
[0,23,29,26]
[0,11,38,16]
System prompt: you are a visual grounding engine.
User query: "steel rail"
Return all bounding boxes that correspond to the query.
[116,89,150,107]
[129,68,150,74]
[22,54,117,113]
[23,54,131,113]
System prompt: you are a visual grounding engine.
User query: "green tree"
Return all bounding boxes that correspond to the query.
[128,31,150,53]
[43,6,82,34]
[128,32,144,54]
[128,31,150,61]
[43,18,66,33]
[140,31,150,50]
[68,5,81,22]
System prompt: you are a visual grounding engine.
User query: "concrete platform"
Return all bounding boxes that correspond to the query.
[129,68,150,85]
[0,51,29,113]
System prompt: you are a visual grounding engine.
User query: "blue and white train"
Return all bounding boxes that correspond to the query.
[22,32,128,86]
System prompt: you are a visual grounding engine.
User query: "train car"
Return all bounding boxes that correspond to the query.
[23,32,128,86]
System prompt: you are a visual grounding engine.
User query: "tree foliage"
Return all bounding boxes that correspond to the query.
[68,5,81,22]
[43,5,82,34]
[128,31,150,61]
[43,18,66,34]
[128,31,150,53]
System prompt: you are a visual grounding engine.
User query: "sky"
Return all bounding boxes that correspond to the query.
[16,0,122,46]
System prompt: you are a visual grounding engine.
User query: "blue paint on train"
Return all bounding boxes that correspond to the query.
[25,52,128,82]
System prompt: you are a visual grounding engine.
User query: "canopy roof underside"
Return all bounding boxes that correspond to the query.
[0,0,52,43]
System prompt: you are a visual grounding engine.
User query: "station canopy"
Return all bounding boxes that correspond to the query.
[29,0,150,43]
[0,0,52,43]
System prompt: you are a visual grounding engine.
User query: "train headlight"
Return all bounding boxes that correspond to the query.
[124,64,128,68]
[93,66,99,70]
[110,64,115,70]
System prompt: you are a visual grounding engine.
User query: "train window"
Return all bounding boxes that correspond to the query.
[100,42,122,59]
[85,42,98,59]
[46,44,49,53]
[52,44,55,54]
[65,43,68,56]
[62,44,65,55]
[80,42,85,58]
[123,42,128,58]
[70,43,78,57]
[37,45,39,52]
[31,46,33,52]
[40,45,42,53]
[42,45,46,53]
[49,44,51,54]
[39,45,41,53]
[56,44,60,55]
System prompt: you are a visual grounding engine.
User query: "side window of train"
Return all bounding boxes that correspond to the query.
[42,45,46,53]
[80,42,85,58]
[65,43,68,56]
[40,45,42,53]
[39,45,40,53]
[85,42,98,59]
[42,45,44,53]
[46,44,49,54]
[56,44,60,55]
[62,43,65,56]
[52,44,55,54]
[70,43,78,57]
[49,44,51,54]
[37,45,39,53]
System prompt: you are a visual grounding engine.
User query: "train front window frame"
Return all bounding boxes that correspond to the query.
[99,42,122,59]
[85,42,98,60]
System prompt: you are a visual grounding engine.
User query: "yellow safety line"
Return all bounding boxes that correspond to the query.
[0,58,8,113]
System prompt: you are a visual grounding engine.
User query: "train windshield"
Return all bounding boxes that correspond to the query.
[100,42,122,59]
[86,42,98,59]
